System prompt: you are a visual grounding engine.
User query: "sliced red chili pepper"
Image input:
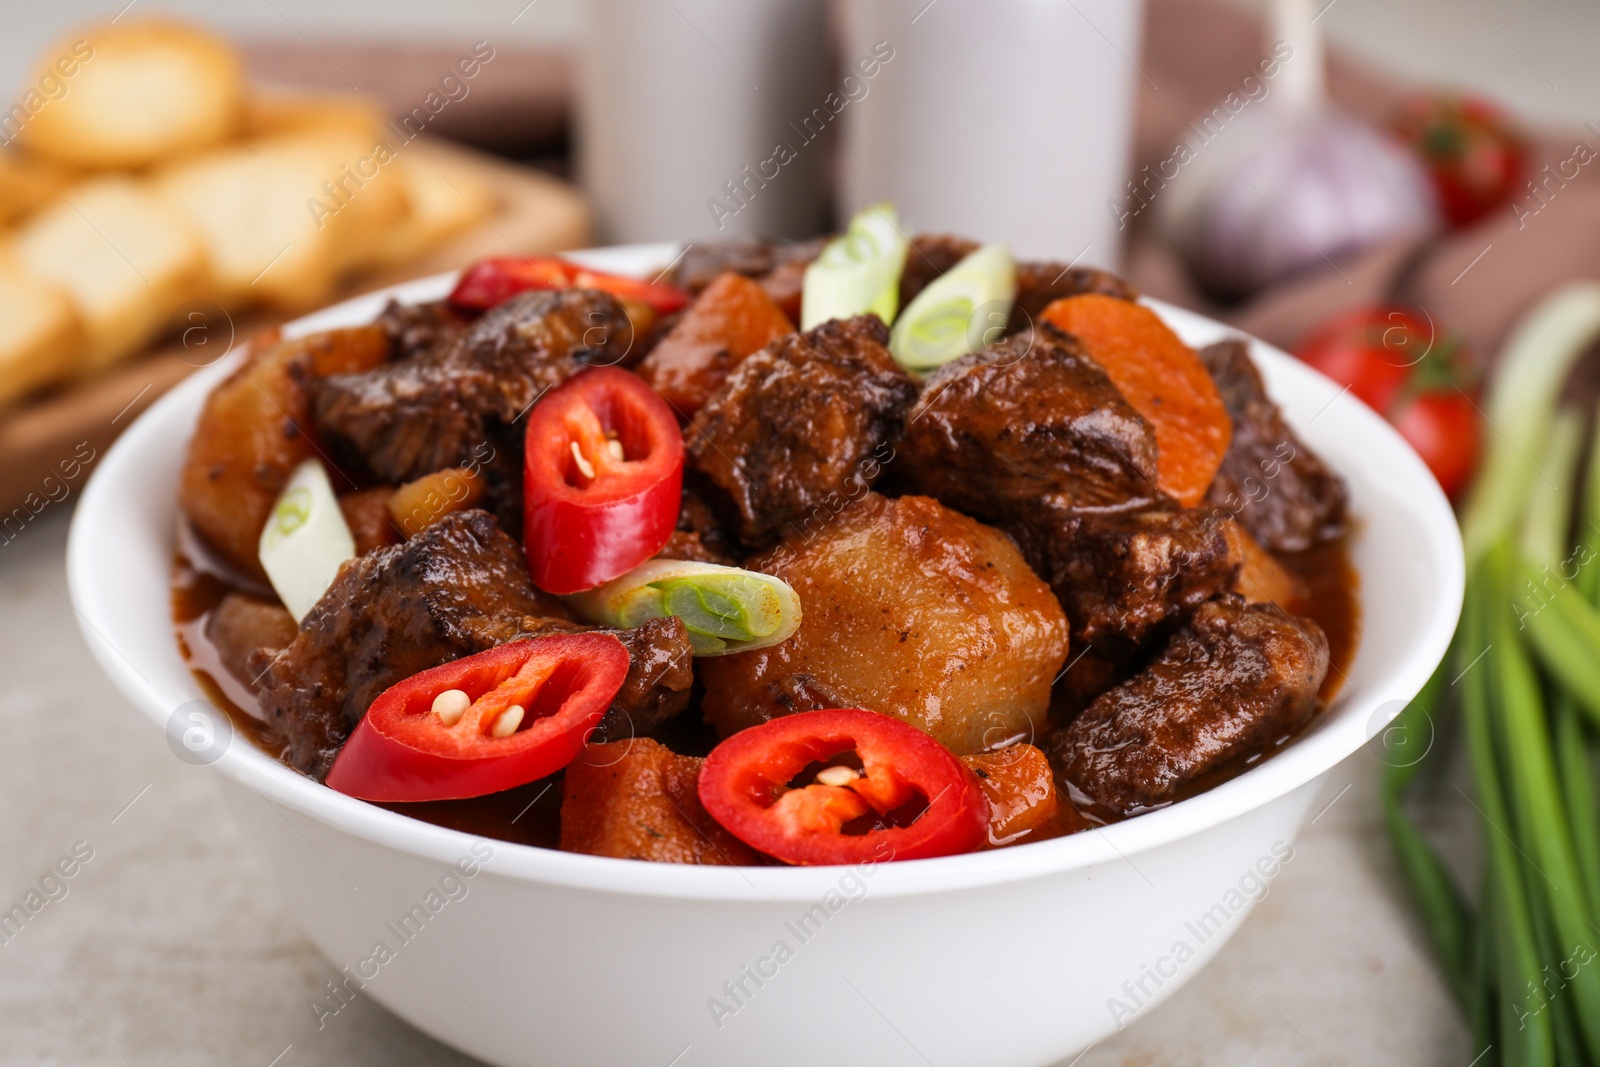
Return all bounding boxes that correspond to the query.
[523,367,684,594]
[326,633,629,802]
[449,256,691,316]
[697,709,990,866]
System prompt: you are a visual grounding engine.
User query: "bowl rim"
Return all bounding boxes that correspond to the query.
[67,244,1464,902]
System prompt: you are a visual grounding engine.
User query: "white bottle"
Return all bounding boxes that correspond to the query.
[836,0,1145,265]
[578,0,834,243]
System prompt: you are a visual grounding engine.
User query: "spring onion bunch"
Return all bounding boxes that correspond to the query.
[1384,282,1600,1065]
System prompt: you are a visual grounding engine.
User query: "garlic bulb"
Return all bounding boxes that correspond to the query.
[1158,0,1439,299]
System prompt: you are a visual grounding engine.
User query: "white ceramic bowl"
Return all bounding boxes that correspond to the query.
[68,245,1463,1067]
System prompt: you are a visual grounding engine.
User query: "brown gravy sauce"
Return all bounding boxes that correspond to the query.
[171,530,1361,845]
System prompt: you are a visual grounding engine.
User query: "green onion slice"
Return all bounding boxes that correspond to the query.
[800,202,909,330]
[567,560,802,656]
[258,458,357,623]
[889,242,1016,373]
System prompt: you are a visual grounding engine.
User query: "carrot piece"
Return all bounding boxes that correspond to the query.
[637,270,794,417]
[962,743,1087,846]
[387,466,485,537]
[1040,294,1231,507]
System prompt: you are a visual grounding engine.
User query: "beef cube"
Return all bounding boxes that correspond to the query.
[688,314,917,545]
[589,616,696,742]
[900,325,1161,519]
[669,238,781,293]
[1013,501,1242,659]
[203,594,297,693]
[255,509,572,779]
[1201,339,1349,553]
[753,240,826,322]
[560,738,761,864]
[654,488,738,566]
[900,233,979,306]
[1049,595,1330,815]
[374,298,470,361]
[313,289,634,487]
[1009,261,1138,332]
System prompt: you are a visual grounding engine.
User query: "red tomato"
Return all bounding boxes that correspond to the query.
[1391,93,1525,228]
[698,709,990,866]
[327,633,630,802]
[449,256,691,315]
[1296,305,1482,499]
[523,367,683,594]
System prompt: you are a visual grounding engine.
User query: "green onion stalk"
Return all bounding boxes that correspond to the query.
[1383,283,1600,1066]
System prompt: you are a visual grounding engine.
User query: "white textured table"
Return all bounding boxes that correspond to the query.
[1,509,1469,1066]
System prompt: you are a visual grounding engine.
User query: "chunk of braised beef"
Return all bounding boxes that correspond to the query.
[656,487,738,566]
[1048,595,1330,815]
[204,593,297,693]
[312,289,634,487]
[1200,339,1349,553]
[255,509,571,780]
[595,616,696,741]
[900,233,979,306]
[899,325,1161,520]
[1008,261,1138,332]
[669,238,780,293]
[374,298,471,361]
[1012,500,1243,661]
[687,314,917,545]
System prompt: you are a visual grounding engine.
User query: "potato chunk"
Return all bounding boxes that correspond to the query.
[699,493,1069,755]
[178,326,388,579]
[560,738,760,865]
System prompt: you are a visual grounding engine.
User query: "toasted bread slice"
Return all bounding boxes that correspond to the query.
[18,20,245,170]
[0,252,85,407]
[11,176,209,370]
[376,150,499,266]
[0,153,71,227]
[244,88,387,141]
[307,131,411,273]
[157,131,408,310]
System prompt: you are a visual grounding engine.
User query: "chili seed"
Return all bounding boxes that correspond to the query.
[570,441,596,481]
[492,704,525,738]
[432,688,471,726]
[815,765,860,787]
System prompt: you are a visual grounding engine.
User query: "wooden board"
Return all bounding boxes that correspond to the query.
[0,137,589,518]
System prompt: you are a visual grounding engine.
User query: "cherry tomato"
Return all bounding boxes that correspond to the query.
[523,367,684,594]
[327,633,630,802]
[697,708,990,866]
[450,256,691,316]
[1296,305,1482,499]
[1391,93,1525,228]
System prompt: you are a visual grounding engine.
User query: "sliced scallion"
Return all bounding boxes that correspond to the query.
[800,202,909,330]
[567,559,802,655]
[889,242,1017,373]
[258,458,356,623]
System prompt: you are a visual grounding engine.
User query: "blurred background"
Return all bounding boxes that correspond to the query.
[4,1,1600,1064]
